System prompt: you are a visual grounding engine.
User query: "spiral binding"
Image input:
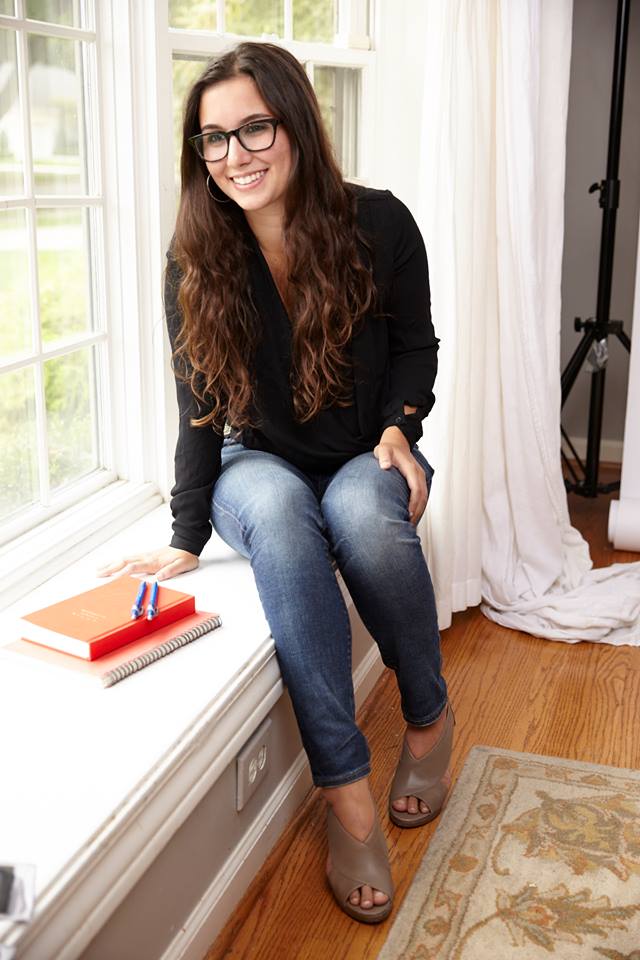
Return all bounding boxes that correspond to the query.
[102,615,222,688]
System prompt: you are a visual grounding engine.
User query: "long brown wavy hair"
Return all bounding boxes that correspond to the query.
[173,42,377,430]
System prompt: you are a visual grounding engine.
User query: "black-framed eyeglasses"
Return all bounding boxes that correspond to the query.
[189,117,281,162]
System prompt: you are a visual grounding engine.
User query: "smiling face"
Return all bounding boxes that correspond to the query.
[198,74,293,223]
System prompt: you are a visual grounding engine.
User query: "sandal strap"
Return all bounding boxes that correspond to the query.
[326,806,394,904]
[390,704,454,810]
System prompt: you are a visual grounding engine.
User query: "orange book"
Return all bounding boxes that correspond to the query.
[18,576,195,660]
[3,611,221,687]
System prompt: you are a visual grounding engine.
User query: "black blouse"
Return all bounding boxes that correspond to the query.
[164,185,438,556]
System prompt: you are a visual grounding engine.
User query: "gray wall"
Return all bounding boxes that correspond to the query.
[561,0,640,454]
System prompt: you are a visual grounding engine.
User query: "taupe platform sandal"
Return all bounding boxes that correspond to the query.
[388,703,455,828]
[326,806,394,923]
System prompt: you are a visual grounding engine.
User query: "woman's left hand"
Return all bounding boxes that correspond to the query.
[374,426,428,526]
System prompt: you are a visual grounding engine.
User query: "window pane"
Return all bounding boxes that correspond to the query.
[0,208,31,356]
[0,28,24,196]
[25,0,79,27]
[37,207,91,344]
[45,346,98,490]
[169,0,216,30]
[0,366,39,522]
[225,0,283,37]
[293,0,336,43]
[314,66,359,178]
[28,34,86,195]
[0,1,15,14]
[173,57,207,195]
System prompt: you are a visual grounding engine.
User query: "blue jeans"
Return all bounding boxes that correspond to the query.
[210,440,447,789]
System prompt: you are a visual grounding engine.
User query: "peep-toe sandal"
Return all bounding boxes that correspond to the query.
[388,703,455,828]
[326,805,394,923]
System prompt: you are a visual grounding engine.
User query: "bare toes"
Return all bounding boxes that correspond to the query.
[392,797,408,811]
[360,884,373,908]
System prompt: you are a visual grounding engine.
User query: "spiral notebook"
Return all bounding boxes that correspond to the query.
[1,611,222,688]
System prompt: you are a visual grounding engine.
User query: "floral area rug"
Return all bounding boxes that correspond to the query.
[378,746,640,960]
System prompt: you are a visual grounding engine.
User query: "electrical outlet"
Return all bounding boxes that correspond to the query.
[236,717,272,812]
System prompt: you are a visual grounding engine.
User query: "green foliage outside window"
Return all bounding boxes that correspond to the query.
[169,0,336,43]
[0,228,95,521]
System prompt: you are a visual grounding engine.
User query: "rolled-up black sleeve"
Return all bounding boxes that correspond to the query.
[379,193,438,447]
[165,252,224,556]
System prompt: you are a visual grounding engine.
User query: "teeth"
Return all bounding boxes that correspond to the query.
[232,170,266,185]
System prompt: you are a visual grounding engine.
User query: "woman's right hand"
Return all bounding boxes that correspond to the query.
[96,546,199,582]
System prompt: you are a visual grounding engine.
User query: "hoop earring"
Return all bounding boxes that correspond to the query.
[206,174,231,203]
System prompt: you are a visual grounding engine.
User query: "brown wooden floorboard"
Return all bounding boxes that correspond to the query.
[204,464,639,960]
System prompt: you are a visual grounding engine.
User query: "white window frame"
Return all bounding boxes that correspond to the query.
[0,2,167,608]
[0,0,374,610]
[0,8,113,531]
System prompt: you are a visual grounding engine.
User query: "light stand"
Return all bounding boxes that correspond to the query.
[561,0,633,496]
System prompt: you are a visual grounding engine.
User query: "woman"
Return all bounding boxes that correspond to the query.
[100,42,453,924]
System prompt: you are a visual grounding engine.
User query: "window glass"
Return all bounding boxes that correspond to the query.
[225,0,283,38]
[169,0,216,31]
[0,208,31,356]
[25,0,79,27]
[0,366,39,522]
[293,0,336,43]
[314,66,360,177]
[173,57,207,194]
[0,28,24,196]
[28,34,87,195]
[0,1,15,13]
[37,207,91,343]
[45,346,99,491]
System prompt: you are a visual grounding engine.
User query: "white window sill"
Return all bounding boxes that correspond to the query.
[0,504,281,960]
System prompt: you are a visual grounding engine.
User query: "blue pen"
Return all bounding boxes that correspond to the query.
[146,580,159,621]
[131,580,147,620]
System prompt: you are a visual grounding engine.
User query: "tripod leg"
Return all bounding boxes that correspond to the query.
[561,425,585,473]
[617,329,631,352]
[585,366,607,496]
[561,329,596,407]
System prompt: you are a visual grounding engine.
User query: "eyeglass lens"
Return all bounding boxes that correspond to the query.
[198,120,277,161]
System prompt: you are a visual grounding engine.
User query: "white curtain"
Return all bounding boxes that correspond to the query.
[417,0,640,645]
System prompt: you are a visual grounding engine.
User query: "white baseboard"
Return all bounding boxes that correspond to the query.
[565,435,623,465]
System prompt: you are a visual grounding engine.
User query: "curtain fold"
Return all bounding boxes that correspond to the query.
[417,0,640,645]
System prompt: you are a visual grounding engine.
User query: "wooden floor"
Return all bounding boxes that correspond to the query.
[205,468,640,960]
